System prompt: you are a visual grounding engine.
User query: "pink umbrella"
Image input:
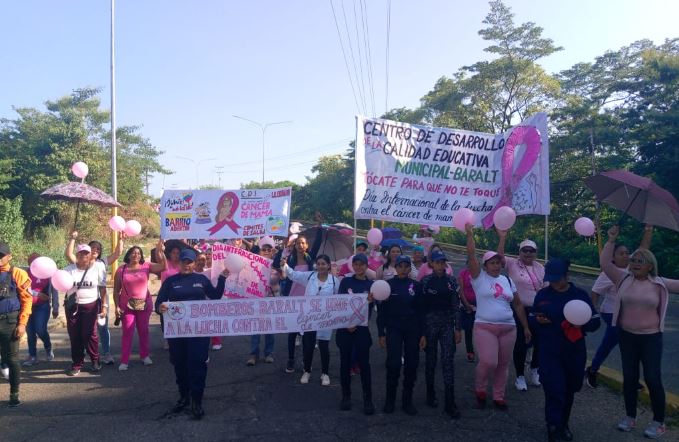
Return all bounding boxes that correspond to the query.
[585,170,679,231]
[41,181,122,230]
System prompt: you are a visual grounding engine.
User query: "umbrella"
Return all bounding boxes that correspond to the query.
[41,181,121,230]
[585,170,679,231]
[302,225,354,262]
[381,238,412,249]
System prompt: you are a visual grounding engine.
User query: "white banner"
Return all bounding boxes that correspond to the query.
[209,243,271,299]
[160,187,291,239]
[162,294,369,337]
[354,114,550,228]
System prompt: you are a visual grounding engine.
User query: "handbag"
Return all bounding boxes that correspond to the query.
[122,265,148,311]
[65,267,89,311]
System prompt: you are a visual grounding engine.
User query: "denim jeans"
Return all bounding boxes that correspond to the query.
[619,330,665,422]
[250,334,274,357]
[98,314,110,355]
[590,313,618,372]
[26,302,52,357]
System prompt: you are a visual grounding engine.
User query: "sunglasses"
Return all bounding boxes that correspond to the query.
[520,248,537,253]
[630,257,647,264]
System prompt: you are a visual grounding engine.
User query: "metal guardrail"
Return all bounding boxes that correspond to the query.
[355,229,601,276]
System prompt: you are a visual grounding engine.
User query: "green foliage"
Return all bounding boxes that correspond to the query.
[0,196,26,253]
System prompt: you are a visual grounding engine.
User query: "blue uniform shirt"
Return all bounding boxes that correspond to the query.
[338,275,374,323]
[155,272,226,312]
[376,276,423,337]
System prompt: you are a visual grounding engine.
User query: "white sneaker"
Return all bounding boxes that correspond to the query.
[46,349,55,361]
[644,420,666,439]
[320,374,330,386]
[300,371,311,384]
[212,344,222,351]
[617,416,636,432]
[102,353,115,365]
[21,356,38,367]
[118,363,129,371]
[142,356,153,366]
[515,376,528,391]
[528,368,541,386]
[1,366,9,380]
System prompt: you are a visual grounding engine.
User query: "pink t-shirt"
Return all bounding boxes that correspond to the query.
[458,268,476,304]
[619,278,662,334]
[160,261,180,283]
[116,262,151,306]
[28,272,50,305]
[289,264,309,296]
[416,262,453,281]
[591,272,617,314]
[504,257,545,307]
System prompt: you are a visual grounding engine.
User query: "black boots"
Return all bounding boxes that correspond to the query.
[383,385,397,413]
[170,395,190,414]
[402,388,418,415]
[444,387,460,419]
[363,392,375,415]
[426,384,438,408]
[190,398,204,420]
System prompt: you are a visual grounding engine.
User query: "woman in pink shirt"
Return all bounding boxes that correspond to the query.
[602,225,679,439]
[113,246,165,371]
[497,229,546,391]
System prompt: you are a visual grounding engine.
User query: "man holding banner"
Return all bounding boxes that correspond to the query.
[156,249,228,420]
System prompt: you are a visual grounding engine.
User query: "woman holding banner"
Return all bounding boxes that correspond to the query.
[273,226,323,374]
[247,236,276,366]
[156,248,228,420]
[281,254,339,386]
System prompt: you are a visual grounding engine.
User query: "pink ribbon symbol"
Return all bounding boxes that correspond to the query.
[482,125,542,229]
[207,218,241,235]
[349,296,367,324]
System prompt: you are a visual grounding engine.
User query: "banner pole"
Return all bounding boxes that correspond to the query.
[353,115,359,253]
[544,214,549,261]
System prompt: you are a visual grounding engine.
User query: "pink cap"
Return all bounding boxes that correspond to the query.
[482,250,500,264]
[519,239,537,250]
[259,236,275,249]
[76,244,91,254]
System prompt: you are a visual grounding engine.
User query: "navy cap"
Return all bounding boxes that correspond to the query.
[355,239,368,248]
[544,257,570,282]
[395,255,411,266]
[0,242,10,256]
[352,253,368,264]
[430,250,447,262]
[179,249,197,262]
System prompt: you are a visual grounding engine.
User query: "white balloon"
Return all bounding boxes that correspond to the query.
[563,300,592,326]
[371,280,391,301]
[224,254,244,273]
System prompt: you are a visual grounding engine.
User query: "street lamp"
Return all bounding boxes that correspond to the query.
[175,156,218,189]
[232,115,292,183]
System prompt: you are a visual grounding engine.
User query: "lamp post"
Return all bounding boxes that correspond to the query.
[232,115,292,183]
[175,156,218,189]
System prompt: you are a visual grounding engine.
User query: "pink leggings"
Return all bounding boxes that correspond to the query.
[474,322,517,400]
[120,308,152,364]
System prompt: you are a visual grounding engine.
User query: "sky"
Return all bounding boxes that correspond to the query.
[2,0,678,198]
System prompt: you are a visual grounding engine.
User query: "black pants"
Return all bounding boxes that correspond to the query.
[514,307,539,376]
[424,311,456,389]
[169,337,210,403]
[539,348,585,428]
[385,325,419,391]
[619,330,665,422]
[287,332,298,360]
[302,331,329,374]
[459,307,475,354]
[336,327,372,396]
[0,312,20,396]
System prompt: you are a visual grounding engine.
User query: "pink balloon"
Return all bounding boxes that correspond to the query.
[29,256,57,279]
[108,215,126,232]
[493,206,517,230]
[574,217,596,237]
[427,225,441,234]
[71,162,89,179]
[563,299,592,326]
[371,279,391,301]
[225,254,244,273]
[366,228,383,246]
[124,220,142,237]
[453,208,476,232]
[51,270,74,292]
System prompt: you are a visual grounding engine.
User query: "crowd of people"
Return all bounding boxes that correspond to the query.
[0,221,676,441]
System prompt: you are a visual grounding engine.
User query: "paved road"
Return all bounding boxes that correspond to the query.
[0,301,670,441]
